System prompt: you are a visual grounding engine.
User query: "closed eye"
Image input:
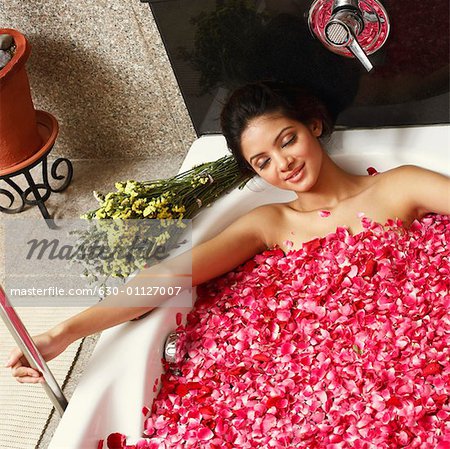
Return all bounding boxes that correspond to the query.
[258,158,270,170]
[255,134,296,170]
[281,134,296,148]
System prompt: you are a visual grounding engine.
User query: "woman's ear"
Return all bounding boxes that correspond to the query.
[309,119,323,137]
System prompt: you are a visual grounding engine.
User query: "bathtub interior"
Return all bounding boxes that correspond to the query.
[48,125,449,449]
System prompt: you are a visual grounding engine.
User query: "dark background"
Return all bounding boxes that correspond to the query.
[142,0,449,136]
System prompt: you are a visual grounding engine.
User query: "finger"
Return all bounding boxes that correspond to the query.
[11,364,41,379]
[16,375,45,384]
[5,347,23,368]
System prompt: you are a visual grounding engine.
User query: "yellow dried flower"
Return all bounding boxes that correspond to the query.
[115,182,126,191]
[95,209,106,219]
[156,207,173,219]
[132,199,147,213]
[143,204,157,217]
[124,181,138,195]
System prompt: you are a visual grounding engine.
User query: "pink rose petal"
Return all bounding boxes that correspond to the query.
[197,427,214,441]
[319,210,331,218]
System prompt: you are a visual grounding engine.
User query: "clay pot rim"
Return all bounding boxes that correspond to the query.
[0,110,59,177]
[0,28,31,83]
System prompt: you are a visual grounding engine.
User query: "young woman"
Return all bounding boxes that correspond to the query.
[7,81,450,384]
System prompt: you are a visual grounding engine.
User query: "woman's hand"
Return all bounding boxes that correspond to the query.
[6,326,70,384]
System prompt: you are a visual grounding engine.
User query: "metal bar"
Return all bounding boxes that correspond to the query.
[22,169,57,229]
[0,286,68,416]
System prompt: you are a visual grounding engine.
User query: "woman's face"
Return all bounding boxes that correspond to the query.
[240,113,324,192]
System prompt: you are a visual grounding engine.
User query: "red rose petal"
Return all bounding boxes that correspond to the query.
[175,384,189,397]
[386,396,402,408]
[186,381,203,390]
[302,238,321,252]
[361,259,378,277]
[263,284,277,298]
[242,260,257,272]
[106,433,126,449]
[266,395,283,409]
[422,361,442,376]
[433,394,448,405]
[253,353,271,362]
[199,405,215,418]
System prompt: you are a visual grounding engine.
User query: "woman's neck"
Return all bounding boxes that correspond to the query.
[292,154,366,212]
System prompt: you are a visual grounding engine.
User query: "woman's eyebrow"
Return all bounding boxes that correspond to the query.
[249,152,265,164]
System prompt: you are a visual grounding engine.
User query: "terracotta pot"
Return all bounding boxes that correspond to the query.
[0,28,43,173]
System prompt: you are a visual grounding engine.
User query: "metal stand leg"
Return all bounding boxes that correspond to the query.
[0,286,68,416]
[22,168,57,228]
[0,152,73,229]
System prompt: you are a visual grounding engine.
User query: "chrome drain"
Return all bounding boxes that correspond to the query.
[164,331,179,364]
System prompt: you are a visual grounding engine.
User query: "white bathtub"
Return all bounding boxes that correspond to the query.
[48,125,449,449]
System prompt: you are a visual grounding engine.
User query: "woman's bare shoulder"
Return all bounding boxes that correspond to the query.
[247,203,298,247]
[370,164,450,218]
[366,165,425,192]
[251,202,285,212]
[376,164,431,180]
[246,202,289,221]
[371,164,447,191]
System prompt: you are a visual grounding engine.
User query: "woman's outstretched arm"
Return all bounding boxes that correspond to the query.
[7,207,268,383]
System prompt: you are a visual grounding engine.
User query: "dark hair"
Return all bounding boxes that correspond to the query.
[220,81,334,175]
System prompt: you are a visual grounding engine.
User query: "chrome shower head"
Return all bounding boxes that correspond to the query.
[326,22,351,45]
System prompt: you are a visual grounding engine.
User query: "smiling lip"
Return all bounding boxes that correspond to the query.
[285,163,305,181]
